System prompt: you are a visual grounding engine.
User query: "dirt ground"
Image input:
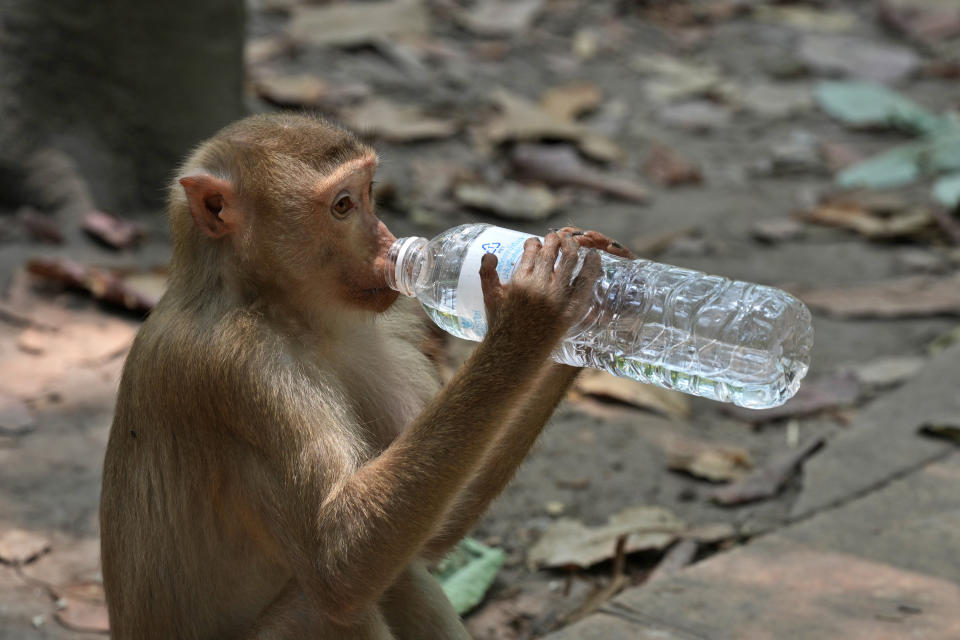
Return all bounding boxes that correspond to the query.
[2,0,959,638]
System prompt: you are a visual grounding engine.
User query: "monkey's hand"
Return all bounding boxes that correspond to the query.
[479,232,602,340]
[554,226,635,259]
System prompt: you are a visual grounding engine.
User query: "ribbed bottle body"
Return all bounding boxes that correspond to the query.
[388,223,812,409]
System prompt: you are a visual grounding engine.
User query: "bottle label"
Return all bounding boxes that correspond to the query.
[456,226,535,336]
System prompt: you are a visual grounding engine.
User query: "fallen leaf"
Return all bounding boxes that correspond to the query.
[0,529,51,564]
[664,435,752,483]
[527,506,684,569]
[540,83,603,122]
[846,356,925,389]
[683,522,737,544]
[510,143,648,202]
[0,393,35,435]
[54,581,109,634]
[574,369,689,419]
[878,0,960,45]
[630,55,733,105]
[431,538,504,615]
[253,73,369,109]
[82,211,144,249]
[710,437,825,506]
[739,83,813,119]
[642,143,702,187]
[657,100,732,132]
[751,218,806,244]
[725,372,861,423]
[819,141,865,171]
[455,0,545,37]
[244,35,292,67]
[791,274,960,318]
[453,182,560,221]
[289,0,429,48]
[799,35,920,83]
[16,328,48,355]
[934,173,960,210]
[343,98,459,142]
[480,89,622,162]
[26,258,158,314]
[815,82,944,134]
[797,202,935,240]
[753,5,857,31]
[646,538,698,584]
[17,207,63,244]
[630,228,700,257]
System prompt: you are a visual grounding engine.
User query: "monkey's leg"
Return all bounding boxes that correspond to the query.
[243,580,397,640]
[380,560,471,640]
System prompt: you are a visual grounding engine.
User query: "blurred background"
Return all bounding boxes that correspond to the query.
[1,0,959,638]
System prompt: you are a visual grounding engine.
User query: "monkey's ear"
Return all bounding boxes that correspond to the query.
[178,174,241,239]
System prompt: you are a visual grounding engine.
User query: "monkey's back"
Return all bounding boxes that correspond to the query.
[100,305,292,639]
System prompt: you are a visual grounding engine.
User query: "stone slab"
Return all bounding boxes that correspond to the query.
[547,453,960,640]
[790,342,960,520]
[549,535,960,640]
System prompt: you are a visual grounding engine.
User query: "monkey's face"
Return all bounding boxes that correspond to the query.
[309,153,399,314]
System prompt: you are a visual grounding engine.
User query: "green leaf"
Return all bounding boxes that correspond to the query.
[432,537,505,615]
[933,173,960,209]
[930,132,960,173]
[816,82,945,135]
[837,140,925,188]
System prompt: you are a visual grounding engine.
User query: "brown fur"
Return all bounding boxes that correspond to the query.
[100,113,603,639]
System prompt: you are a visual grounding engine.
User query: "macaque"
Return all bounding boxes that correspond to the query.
[100,113,633,639]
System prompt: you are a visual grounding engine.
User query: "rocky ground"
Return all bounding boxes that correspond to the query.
[2,0,959,638]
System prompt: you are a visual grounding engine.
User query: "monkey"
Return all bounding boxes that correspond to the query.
[99,112,633,639]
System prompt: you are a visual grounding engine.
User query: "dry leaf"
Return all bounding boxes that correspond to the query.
[845,356,924,389]
[82,211,144,249]
[710,437,826,506]
[726,372,861,423]
[456,0,545,37]
[527,506,684,569]
[797,202,934,240]
[27,258,159,314]
[540,83,603,122]
[16,328,48,355]
[683,522,736,544]
[17,207,63,244]
[792,274,960,318]
[739,83,813,120]
[289,0,429,48]
[630,55,733,105]
[453,182,560,221]
[54,581,109,634]
[798,34,920,83]
[343,99,458,142]
[658,100,732,132]
[642,143,703,187]
[0,528,51,564]
[253,73,369,110]
[510,143,648,202]
[751,218,806,244]
[878,0,960,45]
[663,435,752,483]
[481,89,622,163]
[630,228,699,258]
[575,369,689,419]
[244,35,291,67]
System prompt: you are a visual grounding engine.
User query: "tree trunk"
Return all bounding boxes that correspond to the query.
[0,0,245,212]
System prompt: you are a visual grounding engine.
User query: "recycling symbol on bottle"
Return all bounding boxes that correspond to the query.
[481,242,502,253]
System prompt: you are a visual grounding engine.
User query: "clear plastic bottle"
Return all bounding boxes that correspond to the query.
[385,223,813,409]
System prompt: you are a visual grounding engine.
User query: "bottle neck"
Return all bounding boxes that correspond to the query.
[385,236,427,297]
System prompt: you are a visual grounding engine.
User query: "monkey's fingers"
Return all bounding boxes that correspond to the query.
[556,234,580,283]
[556,227,635,260]
[534,233,563,280]
[480,253,504,325]
[517,237,542,276]
[571,250,602,304]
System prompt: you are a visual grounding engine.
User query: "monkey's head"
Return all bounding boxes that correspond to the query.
[169,113,399,316]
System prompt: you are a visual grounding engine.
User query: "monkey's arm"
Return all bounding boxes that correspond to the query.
[423,361,580,557]
[243,309,564,626]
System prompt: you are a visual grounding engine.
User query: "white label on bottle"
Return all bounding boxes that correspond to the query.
[456,226,535,337]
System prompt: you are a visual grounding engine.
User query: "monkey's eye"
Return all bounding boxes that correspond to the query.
[331,193,355,218]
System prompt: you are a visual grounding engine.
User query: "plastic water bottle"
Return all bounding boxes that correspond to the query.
[385,223,813,409]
